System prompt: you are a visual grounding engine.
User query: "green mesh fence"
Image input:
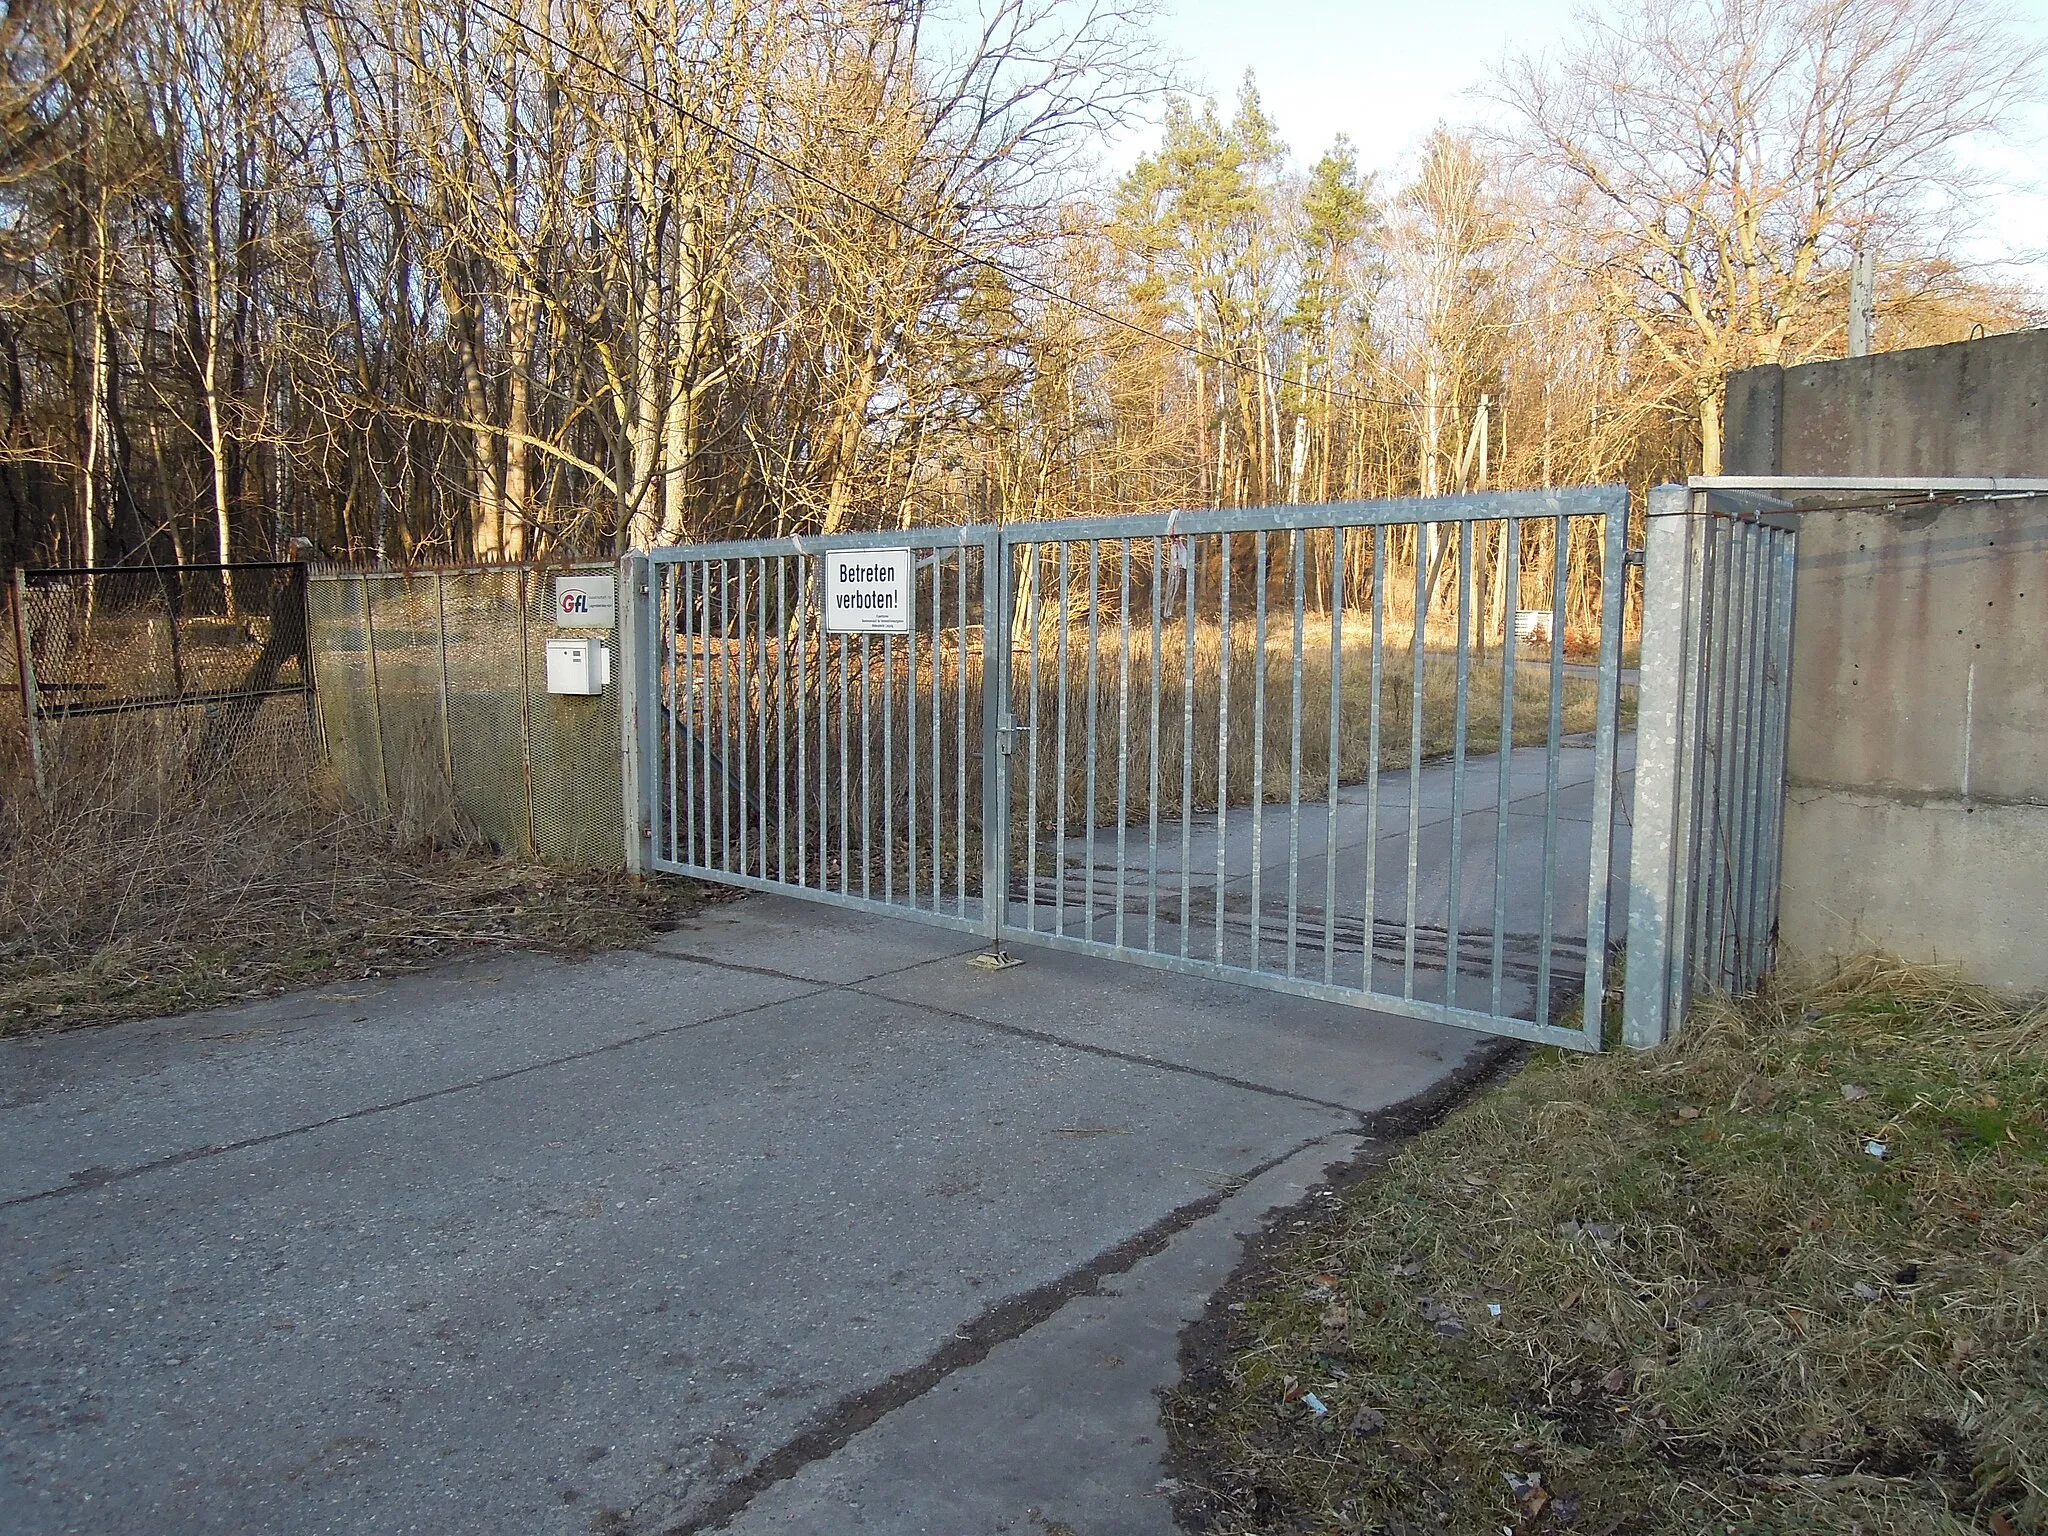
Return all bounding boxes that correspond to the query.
[306,563,623,869]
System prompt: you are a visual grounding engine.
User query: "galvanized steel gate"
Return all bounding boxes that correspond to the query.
[1621,485,1800,1048]
[632,487,1637,1049]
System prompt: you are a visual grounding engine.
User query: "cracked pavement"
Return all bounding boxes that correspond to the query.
[0,893,1490,1535]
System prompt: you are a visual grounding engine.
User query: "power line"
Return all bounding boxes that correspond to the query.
[464,0,1414,411]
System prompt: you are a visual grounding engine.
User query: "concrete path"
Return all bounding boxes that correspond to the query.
[0,894,1489,1536]
[1033,736,1635,1023]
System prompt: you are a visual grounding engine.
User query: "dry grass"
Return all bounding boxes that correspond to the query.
[1166,957,2048,1535]
[0,709,690,1035]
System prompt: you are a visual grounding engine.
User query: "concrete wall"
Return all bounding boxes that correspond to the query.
[1724,330,2048,992]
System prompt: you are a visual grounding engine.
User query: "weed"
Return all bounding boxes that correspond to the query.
[1166,956,2048,1534]
[0,705,688,1034]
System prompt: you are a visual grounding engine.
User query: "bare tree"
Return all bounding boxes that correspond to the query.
[1492,0,2044,471]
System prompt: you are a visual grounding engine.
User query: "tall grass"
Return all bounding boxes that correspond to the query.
[0,705,663,1032]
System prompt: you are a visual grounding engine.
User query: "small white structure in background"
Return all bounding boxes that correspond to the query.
[1514,609,1554,646]
[544,637,610,696]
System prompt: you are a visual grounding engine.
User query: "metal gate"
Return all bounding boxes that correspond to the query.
[636,487,1633,1049]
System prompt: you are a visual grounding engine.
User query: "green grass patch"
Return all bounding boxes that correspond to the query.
[1165,956,2048,1535]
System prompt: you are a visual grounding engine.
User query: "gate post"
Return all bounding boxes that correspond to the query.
[1622,485,1701,1047]
[618,551,656,875]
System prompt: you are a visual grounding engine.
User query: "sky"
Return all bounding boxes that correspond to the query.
[1100,0,2048,286]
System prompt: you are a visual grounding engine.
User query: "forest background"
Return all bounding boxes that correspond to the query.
[2,0,2044,572]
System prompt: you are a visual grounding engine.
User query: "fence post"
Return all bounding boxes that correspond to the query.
[517,565,537,859]
[618,552,655,876]
[292,562,322,759]
[1621,484,1698,1048]
[360,572,391,812]
[11,569,45,796]
[432,570,454,784]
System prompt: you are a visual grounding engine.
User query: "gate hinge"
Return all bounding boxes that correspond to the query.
[1623,547,1646,568]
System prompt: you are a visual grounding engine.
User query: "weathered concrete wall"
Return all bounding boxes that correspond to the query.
[1725,330,2048,992]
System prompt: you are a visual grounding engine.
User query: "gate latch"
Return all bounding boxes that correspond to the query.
[996,713,1032,755]
[1624,547,1647,568]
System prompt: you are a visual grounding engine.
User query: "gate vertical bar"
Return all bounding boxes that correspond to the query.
[1323,527,1345,984]
[1286,528,1306,976]
[1446,520,1472,1007]
[796,557,809,886]
[777,563,789,883]
[1362,532,1386,991]
[1115,542,1132,947]
[1086,541,1102,943]
[1214,533,1232,961]
[756,559,770,880]
[1578,490,1629,1042]
[1760,530,1798,970]
[1534,514,1567,1027]
[956,542,969,915]
[1250,532,1269,971]
[683,563,699,869]
[983,529,1010,941]
[1054,543,1070,934]
[1178,547,1197,958]
[907,560,919,905]
[1489,515,1519,1016]
[1146,536,1163,951]
[883,627,895,905]
[1403,526,1426,996]
[860,633,872,900]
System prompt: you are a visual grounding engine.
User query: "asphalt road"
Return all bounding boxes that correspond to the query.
[0,893,1489,1535]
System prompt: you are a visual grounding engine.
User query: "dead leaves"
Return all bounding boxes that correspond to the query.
[1504,1469,1549,1520]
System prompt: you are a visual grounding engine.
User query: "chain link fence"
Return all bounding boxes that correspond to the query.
[9,562,316,787]
[306,563,624,869]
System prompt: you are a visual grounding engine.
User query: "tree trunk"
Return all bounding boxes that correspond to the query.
[657,201,702,547]
[442,261,502,558]
[504,289,535,559]
[1698,381,1724,476]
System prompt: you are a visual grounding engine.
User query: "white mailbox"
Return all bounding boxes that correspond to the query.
[544,638,610,696]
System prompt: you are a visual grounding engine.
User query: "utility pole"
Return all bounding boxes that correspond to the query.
[1848,248,1877,357]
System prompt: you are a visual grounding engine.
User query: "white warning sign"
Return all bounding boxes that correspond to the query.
[823,548,913,635]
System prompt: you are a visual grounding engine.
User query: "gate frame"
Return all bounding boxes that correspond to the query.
[632,487,1634,1051]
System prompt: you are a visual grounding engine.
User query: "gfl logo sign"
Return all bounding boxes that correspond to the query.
[561,592,591,616]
